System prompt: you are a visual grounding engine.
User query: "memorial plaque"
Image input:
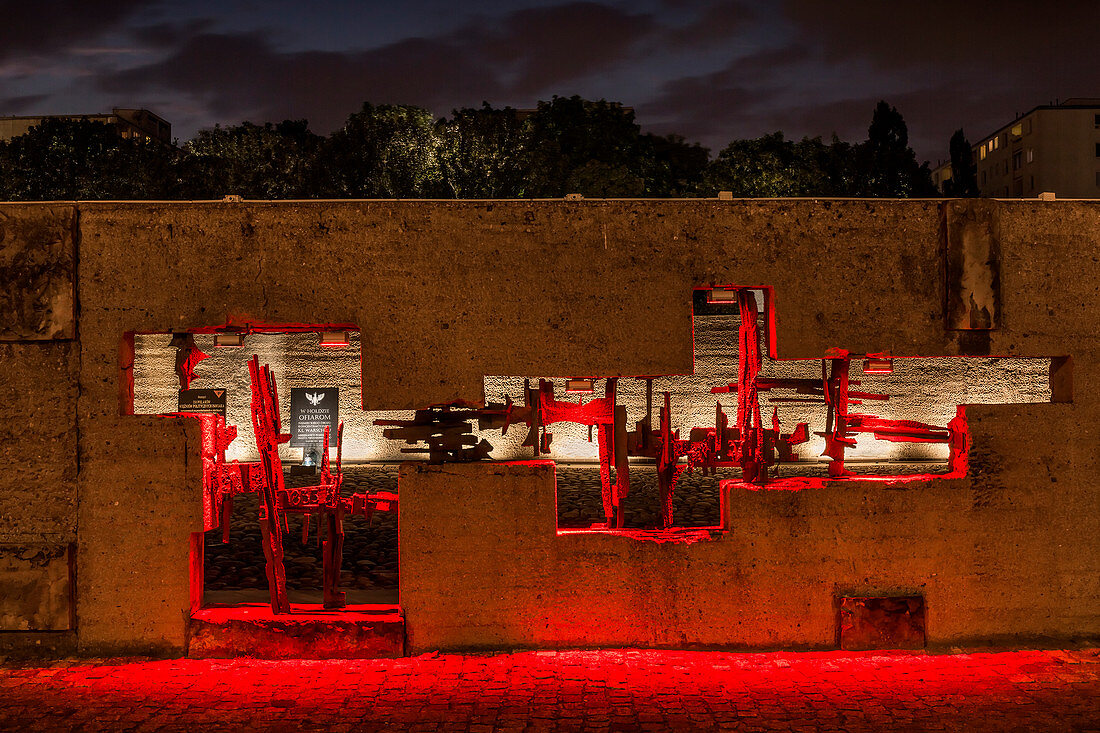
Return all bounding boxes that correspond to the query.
[178,388,227,418]
[290,387,339,448]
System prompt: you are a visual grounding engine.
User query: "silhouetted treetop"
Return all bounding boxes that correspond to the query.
[0,97,937,200]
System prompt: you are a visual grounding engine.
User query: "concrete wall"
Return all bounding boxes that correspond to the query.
[0,204,77,649]
[0,198,1097,654]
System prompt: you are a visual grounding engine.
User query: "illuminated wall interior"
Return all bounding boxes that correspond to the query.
[132,302,1052,468]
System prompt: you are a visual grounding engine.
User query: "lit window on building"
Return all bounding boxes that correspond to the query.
[1011,123,1023,137]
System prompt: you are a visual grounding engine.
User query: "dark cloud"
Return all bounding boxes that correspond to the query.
[130,19,216,49]
[98,2,658,132]
[645,0,1099,160]
[15,0,1095,162]
[0,94,48,113]
[0,0,151,61]
[475,2,657,92]
[638,45,807,145]
[753,1,1099,159]
[783,0,1100,72]
[103,31,493,124]
[663,0,756,47]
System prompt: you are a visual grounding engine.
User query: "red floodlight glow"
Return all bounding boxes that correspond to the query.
[564,378,595,394]
[707,288,738,304]
[214,331,245,347]
[320,331,349,347]
[862,357,894,374]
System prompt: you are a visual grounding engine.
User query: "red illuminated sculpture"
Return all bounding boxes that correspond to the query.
[376,286,964,529]
[190,355,396,614]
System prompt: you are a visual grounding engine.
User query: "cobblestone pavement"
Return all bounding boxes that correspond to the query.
[0,649,1096,732]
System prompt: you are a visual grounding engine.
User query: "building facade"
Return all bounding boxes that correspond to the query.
[0,108,171,144]
[933,98,1100,198]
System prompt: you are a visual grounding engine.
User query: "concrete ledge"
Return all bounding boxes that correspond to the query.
[187,604,404,659]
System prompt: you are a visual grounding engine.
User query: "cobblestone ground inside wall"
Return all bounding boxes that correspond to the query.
[204,467,401,600]
[0,649,1096,732]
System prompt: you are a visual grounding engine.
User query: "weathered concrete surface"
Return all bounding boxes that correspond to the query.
[0,204,75,341]
[0,342,78,544]
[0,197,1093,655]
[77,200,952,411]
[75,416,201,654]
[0,544,71,630]
[399,455,1097,652]
[944,199,1000,330]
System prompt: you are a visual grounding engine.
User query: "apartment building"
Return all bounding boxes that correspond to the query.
[0,108,171,144]
[933,98,1100,198]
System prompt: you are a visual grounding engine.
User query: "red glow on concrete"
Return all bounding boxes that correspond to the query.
[194,603,402,624]
[556,527,723,544]
[188,604,405,659]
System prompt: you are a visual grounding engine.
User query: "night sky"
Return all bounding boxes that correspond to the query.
[2,0,1096,162]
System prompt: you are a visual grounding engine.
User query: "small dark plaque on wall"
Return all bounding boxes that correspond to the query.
[177,388,227,418]
[290,387,338,448]
[839,595,925,651]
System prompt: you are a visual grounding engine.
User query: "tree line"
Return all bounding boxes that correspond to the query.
[0,96,941,200]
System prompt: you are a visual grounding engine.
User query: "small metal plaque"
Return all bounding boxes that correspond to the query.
[178,388,227,418]
[290,387,339,448]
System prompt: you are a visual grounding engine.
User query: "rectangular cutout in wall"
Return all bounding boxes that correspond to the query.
[838,595,925,651]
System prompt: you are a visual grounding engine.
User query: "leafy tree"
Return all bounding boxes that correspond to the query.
[437,103,527,198]
[944,128,980,197]
[641,133,709,197]
[521,96,646,197]
[0,119,178,200]
[181,120,321,199]
[703,132,835,197]
[313,103,443,198]
[854,101,936,197]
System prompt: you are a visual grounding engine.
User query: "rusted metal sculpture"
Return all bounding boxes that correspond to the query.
[372,285,961,529]
[524,378,630,527]
[170,333,208,390]
[192,355,397,614]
